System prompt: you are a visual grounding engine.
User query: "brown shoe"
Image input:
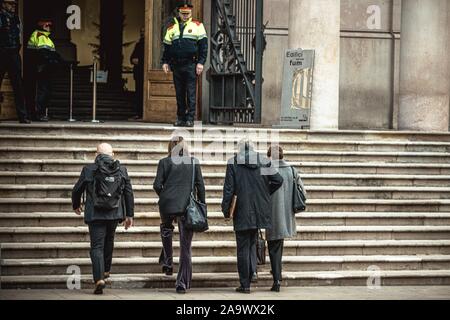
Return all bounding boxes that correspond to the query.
[94,280,106,295]
[104,272,111,279]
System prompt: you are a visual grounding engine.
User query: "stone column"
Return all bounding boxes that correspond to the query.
[288,0,340,130]
[398,0,449,131]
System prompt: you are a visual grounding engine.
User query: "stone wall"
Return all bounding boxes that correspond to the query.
[260,0,403,129]
[0,77,17,120]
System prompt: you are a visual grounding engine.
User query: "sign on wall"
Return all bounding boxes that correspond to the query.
[279,49,315,128]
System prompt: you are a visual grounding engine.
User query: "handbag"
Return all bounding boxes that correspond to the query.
[184,158,209,232]
[291,166,306,213]
[256,229,266,265]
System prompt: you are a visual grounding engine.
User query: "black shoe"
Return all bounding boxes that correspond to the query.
[185,120,194,127]
[174,119,185,127]
[176,286,186,294]
[162,266,173,276]
[251,272,258,283]
[19,118,31,124]
[270,281,281,292]
[36,116,49,122]
[235,286,251,294]
[93,280,105,295]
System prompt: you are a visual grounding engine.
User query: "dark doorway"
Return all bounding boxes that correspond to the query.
[99,0,124,85]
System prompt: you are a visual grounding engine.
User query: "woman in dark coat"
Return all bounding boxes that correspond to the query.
[266,145,306,292]
[153,136,206,294]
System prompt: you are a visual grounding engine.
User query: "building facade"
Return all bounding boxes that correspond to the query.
[0,0,449,131]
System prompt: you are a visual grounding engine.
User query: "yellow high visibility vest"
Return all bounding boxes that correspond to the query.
[164,17,207,45]
[27,30,55,51]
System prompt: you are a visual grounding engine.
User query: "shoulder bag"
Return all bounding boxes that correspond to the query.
[184,158,209,232]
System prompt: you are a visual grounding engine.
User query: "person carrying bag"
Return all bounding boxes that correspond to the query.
[153,136,206,294]
[266,145,307,292]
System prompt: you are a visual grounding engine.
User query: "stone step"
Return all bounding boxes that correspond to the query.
[2,147,450,163]
[2,171,450,187]
[2,270,450,289]
[2,212,449,228]
[3,255,450,276]
[1,123,450,143]
[2,184,450,200]
[1,198,450,213]
[2,159,450,175]
[3,134,450,153]
[2,226,450,242]
[3,240,450,259]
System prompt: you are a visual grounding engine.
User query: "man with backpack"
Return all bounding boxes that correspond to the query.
[72,143,134,295]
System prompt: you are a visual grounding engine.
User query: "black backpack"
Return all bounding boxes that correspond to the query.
[92,161,125,210]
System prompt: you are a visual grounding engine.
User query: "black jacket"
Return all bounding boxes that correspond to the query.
[72,154,135,223]
[130,36,144,78]
[161,18,208,66]
[153,156,206,217]
[0,10,21,49]
[221,148,284,232]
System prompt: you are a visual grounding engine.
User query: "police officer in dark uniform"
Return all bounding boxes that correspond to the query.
[0,0,30,123]
[27,18,62,122]
[161,2,208,127]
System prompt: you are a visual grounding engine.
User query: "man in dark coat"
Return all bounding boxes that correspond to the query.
[221,139,283,293]
[0,0,30,123]
[129,27,145,120]
[72,143,134,295]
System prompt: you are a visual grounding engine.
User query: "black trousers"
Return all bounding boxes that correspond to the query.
[172,63,197,122]
[268,239,284,282]
[235,229,258,288]
[35,68,52,118]
[160,215,194,290]
[0,48,28,120]
[88,220,119,282]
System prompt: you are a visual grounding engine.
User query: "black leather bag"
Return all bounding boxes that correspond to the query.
[256,229,266,265]
[184,159,209,232]
[291,166,306,213]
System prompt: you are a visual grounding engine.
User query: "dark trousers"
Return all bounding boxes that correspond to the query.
[88,220,119,282]
[0,48,28,120]
[160,215,194,290]
[172,63,197,122]
[134,70,144,117]
[268,239,284,282]
[35,69,52,118]
[235,229,258,288]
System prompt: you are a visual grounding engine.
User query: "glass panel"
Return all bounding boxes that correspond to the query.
[151,0,178,69]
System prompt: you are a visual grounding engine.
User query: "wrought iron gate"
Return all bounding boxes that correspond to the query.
[209,0,264,124]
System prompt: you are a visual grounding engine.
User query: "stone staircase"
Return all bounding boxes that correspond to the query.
[1,122,450,289]
[47,66,135,121]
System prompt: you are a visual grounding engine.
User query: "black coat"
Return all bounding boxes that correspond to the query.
[153,156,206,217]
[0,10,21,49]
[221,149,284,232]
[72,154,135,223]
[130,37,144,79]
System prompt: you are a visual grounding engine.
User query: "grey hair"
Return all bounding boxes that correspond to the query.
[237,138,255,152]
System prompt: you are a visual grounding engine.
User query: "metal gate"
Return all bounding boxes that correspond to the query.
[209,0,264,124]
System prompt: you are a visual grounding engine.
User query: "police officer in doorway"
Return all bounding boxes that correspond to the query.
[0,0,31,123]
[161,2,208,127]
[27,18,62,122]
